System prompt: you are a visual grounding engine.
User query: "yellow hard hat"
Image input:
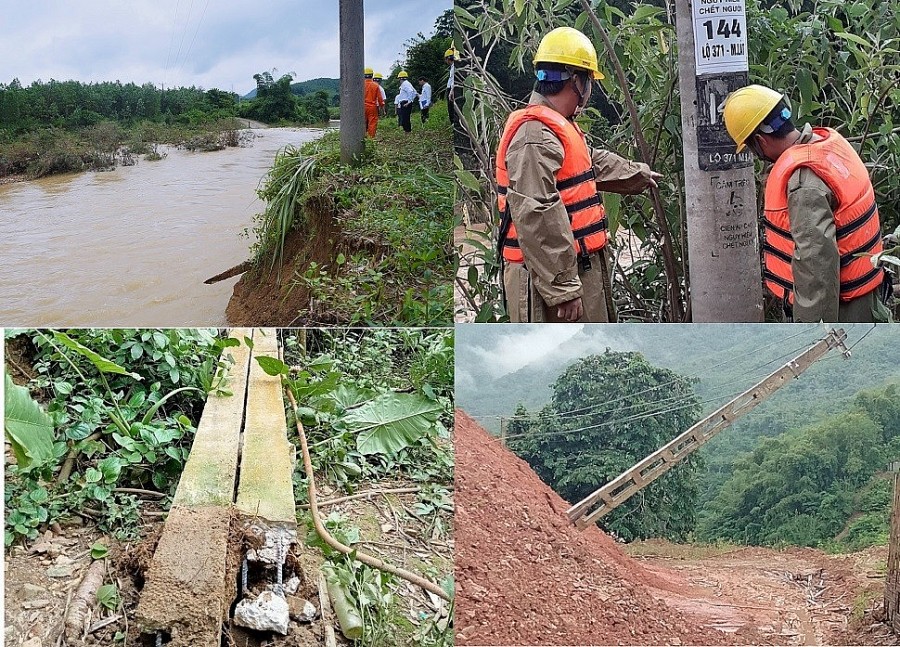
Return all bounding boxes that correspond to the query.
[398,71,409,79]
[374,72,383,80]
[444,48,456,59]
[364,67,374,77]
[534,27,604,80]
[723,84,785,152]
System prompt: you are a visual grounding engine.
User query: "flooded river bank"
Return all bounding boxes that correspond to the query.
[0,126,328,326]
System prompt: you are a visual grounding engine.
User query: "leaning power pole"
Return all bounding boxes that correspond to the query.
[339,0,365,164]
[676,0,763,321]
[567,328,850,529]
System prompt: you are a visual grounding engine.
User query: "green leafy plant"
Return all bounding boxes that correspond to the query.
[96,583,119,611]
[5,329,233,546]
[90,542,109,559]
[4,371,54,469]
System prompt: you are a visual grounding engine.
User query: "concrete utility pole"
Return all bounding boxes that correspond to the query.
[339,0,365,164]
[676,0,763,321]
[886,462,900,632]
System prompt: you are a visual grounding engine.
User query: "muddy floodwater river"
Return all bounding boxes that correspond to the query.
[0,126,328,326]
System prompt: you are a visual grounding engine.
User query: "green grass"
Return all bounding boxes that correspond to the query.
[251,101,453,326]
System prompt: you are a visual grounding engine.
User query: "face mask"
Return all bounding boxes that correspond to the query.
[571,74,592,117]
[747,135,773,163]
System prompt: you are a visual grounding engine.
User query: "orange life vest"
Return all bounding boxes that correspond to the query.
[763,127,884,303]
[496,104,607,264]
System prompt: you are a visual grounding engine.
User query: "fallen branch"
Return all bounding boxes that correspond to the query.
[204,259,253,284]
[65,559,106,642]
[88,614,121,634]
[299,486,423,509]
[112,487,166,498]
[56,431,103,485]
[286,389,451,602]
[318,572,339,647]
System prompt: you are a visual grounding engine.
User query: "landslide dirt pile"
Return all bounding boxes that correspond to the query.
[454,410,753,646]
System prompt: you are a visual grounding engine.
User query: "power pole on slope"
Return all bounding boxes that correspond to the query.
[886,462,900,632]
[339,0,365,164]
[676,0,762,321]
[567,328,850,530]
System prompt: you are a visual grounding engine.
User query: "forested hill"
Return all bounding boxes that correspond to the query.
[242,77,339,100]
[456,324,898,435]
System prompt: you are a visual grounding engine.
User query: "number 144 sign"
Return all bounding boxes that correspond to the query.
[693,0,748,74]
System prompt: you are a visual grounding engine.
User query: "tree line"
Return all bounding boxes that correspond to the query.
[0,79,238,135]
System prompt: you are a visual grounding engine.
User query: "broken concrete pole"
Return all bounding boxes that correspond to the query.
[236,328,298,527]
[136,330,254,646]
[234,591,290,635]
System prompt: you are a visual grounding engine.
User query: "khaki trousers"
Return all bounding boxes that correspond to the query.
[503,251,615,323]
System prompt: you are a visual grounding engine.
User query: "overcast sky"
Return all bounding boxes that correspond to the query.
[1,0,449,93]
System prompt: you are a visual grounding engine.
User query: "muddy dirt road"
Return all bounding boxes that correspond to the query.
[0,127,327,327]
[629,541,893,645]
[455,410,896,646]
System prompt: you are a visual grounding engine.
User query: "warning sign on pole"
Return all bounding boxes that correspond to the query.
[692,0,752,170]
[692,0,748,74]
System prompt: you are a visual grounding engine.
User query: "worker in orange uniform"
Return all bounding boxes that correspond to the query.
[496,27,661,322]
[364,67,385,137]
[723,85,891,322]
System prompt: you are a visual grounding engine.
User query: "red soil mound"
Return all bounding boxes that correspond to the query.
[454,410,754,646]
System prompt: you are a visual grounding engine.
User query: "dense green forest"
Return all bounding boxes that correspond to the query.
[0,72,333,179]
[508,351,704,542]
[698,383,900,549]
[456,325,900,550]
[241,77,340,103]
[238,71,332,124]
[0,80,234,135]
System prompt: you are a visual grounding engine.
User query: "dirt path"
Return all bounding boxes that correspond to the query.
[628,541,888,645]
[236,118,269,129]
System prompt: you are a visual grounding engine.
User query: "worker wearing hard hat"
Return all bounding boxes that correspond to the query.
[363,67,385,137]
[723,84,890,323]
[396,71,418,134]
[496,27,662,322]
[445,48,457,125]
[373,73,387,117]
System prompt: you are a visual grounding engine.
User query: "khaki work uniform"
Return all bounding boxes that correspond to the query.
[502,92,657,323]
[780,124,890,323]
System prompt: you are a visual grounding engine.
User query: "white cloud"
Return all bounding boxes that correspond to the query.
[0,0,450,92]
[472,325,586,378]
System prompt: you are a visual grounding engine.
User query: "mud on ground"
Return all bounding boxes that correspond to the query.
[225,195,388,327]
[5,518,163,647]
[454,409,896,646]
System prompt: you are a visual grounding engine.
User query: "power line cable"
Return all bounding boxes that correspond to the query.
[479,325,822,423]
[163,0,182,88]
[178,0,211,80]
[496,332,842,445]
[171,0,196,78]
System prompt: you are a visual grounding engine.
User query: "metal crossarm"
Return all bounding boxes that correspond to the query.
[567,328,849,530]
